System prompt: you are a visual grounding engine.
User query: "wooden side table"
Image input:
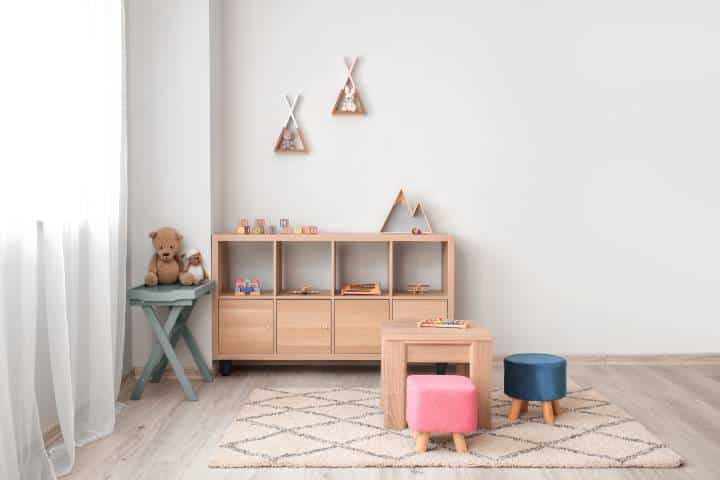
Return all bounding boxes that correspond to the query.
[128,282,215,401]
[381,321,493,430]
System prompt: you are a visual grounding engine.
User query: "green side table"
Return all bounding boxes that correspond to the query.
[128,281,215,401]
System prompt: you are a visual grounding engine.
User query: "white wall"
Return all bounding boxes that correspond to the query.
[127,0,720,363]
[218,0,720,355]
[127,0,212,368]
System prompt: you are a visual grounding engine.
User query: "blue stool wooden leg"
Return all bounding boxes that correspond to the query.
[131,306,184,400]
[149,306,192,382]
[144,305,198,401]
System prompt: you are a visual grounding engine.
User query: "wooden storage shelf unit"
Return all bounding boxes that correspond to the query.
[212,233,454,362]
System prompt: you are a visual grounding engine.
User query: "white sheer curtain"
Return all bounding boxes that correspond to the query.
[0,1,126,479]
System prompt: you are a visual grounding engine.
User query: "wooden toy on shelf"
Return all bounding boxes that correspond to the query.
[235,218,250,234]
[280,218,289,228]
[332,56,366,115]
[287,285,321,295]
[274,94,308,153]
[282,226,292,234]
[407,283,430,295]
[341,282,381,296]
[293,226,302,234]
[380,188,433,234]
[416,317,468,329]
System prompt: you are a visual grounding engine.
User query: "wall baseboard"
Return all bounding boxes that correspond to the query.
[131,353,720,379]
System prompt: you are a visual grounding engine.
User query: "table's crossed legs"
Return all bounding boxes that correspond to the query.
[131,304,213,401]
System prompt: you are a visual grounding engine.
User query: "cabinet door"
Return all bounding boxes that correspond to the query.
[335,300,389,354]
[277,300,331,354]
[219,299,273,354]
[393,299,448,322]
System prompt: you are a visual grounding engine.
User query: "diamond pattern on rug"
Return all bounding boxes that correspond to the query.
[209,386,683,468]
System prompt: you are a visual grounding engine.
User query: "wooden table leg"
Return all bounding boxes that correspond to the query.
[469,340,493,429]
[131,306,184,400]
[382,341,407,430]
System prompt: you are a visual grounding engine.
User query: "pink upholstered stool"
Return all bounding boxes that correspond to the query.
[406,375,477,453]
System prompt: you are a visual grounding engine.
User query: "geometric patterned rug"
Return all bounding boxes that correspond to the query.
[209,383,683,468]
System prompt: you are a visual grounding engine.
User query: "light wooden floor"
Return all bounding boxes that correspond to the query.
[65,364,720,480]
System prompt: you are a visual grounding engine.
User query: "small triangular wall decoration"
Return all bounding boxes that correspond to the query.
[332,56,367,115]
[275,94,308,153]
[379,189,433,233]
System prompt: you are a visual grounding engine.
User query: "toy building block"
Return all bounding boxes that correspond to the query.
[293,226,303,234]
[309,226,318,234]
[255,218,266,227]
[282,227,292,234]
[266,225,276,234]
[301,226,309,234]
[235,223,247,234]
[240,218,249,227]
[280,218,289,228]
[252,226,264,234]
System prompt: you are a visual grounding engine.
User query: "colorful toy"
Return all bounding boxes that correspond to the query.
[255,219,266,227]
[411,227,422,235]
[266,225,276,234]
[240,219,249,227]
[309,226,318,234]
[280,218,289,228]
[251,226,263,234]
[416,316,467,329]
[294,226,302,234]
[235,278,261,296]
[282,226,292,234]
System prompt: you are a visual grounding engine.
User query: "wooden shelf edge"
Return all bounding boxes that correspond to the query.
[213,353,380,361]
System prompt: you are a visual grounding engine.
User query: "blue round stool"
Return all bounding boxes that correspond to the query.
[504,353,567,424]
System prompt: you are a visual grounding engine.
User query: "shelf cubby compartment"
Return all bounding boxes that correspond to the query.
[277,241,332,297]
[219,241,275,298]
[334,241,390,297]
[392,241,448,297]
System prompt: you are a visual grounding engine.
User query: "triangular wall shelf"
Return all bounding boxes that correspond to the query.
[274,126,307,153]
[379,189,433,233]
[332,56,367,116]
[274,94,308,153]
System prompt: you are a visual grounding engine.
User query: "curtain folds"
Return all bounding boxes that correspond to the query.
[0,1,126,479]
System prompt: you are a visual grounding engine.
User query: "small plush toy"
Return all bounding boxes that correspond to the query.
[182,248,208,285]
[281,129,296,150]
[340,85,357,112]
[145,227,194,286]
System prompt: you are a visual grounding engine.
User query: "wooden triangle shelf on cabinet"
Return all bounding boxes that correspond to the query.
[211,233,454,373]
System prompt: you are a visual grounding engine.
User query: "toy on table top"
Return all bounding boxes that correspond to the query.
[235,278,261,296]
[280,218,289,228]
[182,248,208,285]
[288,285,321,295]
[341,282,381,296]
[144,226,195,287]
[416,317,468,329]
[407,283,430,295]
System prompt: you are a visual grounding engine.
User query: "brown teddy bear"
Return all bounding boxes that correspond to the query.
[144,227,195,286]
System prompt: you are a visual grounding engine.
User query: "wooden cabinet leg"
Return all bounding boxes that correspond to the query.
[415,432,430,452]
[452,433,468,453]
[508,398,523,421]
[541,401,555,424]
[552,399,561,416]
